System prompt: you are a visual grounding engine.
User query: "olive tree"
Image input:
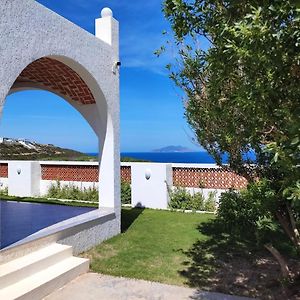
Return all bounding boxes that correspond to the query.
[160,0,300,278]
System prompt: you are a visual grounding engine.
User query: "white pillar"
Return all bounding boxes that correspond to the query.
[8,161,41,197]
[131,163,173,209]
[98,117,120,211]
[95,8,120,213]
[95,8,119,54]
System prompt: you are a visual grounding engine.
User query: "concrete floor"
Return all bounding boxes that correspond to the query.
[44,273,254,300]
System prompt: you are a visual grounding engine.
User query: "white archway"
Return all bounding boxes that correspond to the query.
[0,1,120,227]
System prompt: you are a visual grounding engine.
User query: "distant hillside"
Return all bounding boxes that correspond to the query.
[153,145,192,153]
[0,138,95,161]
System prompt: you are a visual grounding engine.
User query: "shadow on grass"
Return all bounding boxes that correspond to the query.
[179,219,285,299]
[121,207,144,233]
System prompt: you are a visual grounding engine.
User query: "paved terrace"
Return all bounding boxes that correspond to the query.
[45,273,254,300]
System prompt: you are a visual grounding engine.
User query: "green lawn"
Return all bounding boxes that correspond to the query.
[82,208,214,286]
[2,198,295,297]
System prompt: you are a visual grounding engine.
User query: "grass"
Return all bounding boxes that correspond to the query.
[82,208,214,286]
[2,196,298,297]
[82,208,300,298]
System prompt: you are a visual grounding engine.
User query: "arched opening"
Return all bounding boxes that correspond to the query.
[1,89,98,156]
[0,57,111,248]
[7,56,108,138]
[0,3,120,288]
[11,57,96,104]
[0,56,112,203]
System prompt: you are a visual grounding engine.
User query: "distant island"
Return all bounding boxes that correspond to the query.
[153,145,193,153]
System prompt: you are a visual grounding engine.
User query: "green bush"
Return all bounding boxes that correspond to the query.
[0,186,8,197]
[204,191,218,212]
[169,187,193,210]
[46,181,132,205]
[169,186,216,212]
[121,181,131,205]
[217,180,282,243]
[46,181,98,202]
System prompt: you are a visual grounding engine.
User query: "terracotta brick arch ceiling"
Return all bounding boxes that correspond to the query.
[13,57,95,105]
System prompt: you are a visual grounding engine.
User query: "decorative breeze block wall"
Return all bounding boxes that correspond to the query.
[173,167,248,189]
[41,164,132,183]
[0,164,8,178]
[41,165,99,182]
[120,166,131,183]
[5,162,247,189]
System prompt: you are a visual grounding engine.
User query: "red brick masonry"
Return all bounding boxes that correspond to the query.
[14,57,95,105]
[0,164,8,178]
[41,165,132,184]
[120,166,131,184]
[0,163,247,189]
[173,167,247,189]
[42,165,99,182]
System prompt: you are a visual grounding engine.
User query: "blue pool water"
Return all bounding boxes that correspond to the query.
[0,201,95,249]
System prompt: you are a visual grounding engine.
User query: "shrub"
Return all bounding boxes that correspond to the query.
[204,191,217,212]
[169,186,216,212]
[121,181,131,205]
[0,186,8,197]
[46,180,132,205]
[217,180,280,241]
[46,181,98,202]
[169,187,193,210]
[217,190,255,234]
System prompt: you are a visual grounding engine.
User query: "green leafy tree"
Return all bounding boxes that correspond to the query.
[161,0,300,278]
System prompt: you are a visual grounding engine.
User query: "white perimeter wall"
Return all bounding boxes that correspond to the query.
[0,178,8,189]
[0,161,229,209]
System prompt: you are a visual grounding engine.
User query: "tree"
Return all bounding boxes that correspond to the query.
[161,0,300,278]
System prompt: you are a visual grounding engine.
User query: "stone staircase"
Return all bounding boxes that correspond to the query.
[0,243,89,300]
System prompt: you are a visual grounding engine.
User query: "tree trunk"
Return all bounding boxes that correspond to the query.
[286,203,300,251]
[276,211,299,250]
[276,207,300,252]
[265,244,291,279]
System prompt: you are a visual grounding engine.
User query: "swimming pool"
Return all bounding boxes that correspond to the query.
[0,200,96,249]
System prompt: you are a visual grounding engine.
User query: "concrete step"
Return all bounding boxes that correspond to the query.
[0,256,89,300]
[0,243,73,289]
[0,243,89,300]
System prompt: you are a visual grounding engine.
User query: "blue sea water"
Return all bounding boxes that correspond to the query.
[121,152,221,163]
[87,151,256,164]
[88,152,226,164]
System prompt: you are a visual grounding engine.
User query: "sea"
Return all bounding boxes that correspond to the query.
[87,152,228,164]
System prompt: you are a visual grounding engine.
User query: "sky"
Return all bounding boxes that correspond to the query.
[0,0,202,153]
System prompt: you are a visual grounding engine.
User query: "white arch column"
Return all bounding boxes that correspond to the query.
[0,0,122,254]
[95,9,120,214]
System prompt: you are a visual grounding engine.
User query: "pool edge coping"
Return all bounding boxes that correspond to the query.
[0,208,116,264]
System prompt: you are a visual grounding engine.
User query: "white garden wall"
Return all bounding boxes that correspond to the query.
[0,160,247,209]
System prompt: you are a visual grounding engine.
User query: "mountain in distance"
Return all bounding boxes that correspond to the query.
[0,137,96,161]
[153,145,193,153]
